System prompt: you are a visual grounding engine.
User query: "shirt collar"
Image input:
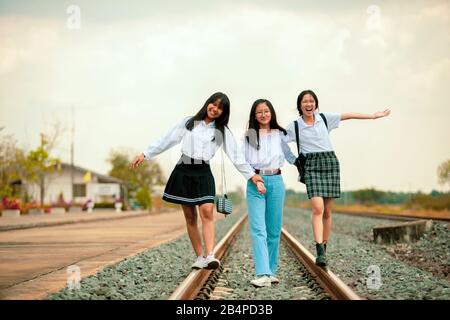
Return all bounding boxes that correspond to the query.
[298,112,322,126]
[202,119,215,128]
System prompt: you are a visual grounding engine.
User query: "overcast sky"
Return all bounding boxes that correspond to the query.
[0,0,449,193]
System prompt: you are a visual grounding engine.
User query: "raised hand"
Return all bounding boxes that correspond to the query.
[374,108,391,119]
[129,153,145,169]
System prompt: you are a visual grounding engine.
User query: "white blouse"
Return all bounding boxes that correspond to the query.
[243,129,296,170]
[285,112,341,154]
[143,117,256,180]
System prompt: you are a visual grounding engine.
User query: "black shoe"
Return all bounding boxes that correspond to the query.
[315,243,327,267]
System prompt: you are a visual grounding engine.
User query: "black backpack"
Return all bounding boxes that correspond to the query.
[294,113,328,184]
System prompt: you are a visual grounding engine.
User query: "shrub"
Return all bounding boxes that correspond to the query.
[22,201,40,214]
[136,186,152,209]
[52,192,69,210]
[2,197,21,210]
[92,202,115,209]
[406,193,450,211]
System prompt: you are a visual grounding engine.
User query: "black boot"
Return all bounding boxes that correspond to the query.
[323,241,327,255]
[315,243,327,267]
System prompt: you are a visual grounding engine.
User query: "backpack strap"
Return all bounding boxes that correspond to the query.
[319,113,328,130]
[295,115,327,154]
[294,120,300,156]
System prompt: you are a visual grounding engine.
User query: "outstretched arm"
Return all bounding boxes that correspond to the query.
[129,117,189,169]
[341,109,391,121]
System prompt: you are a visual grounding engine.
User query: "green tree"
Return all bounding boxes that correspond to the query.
[437,160,450,189]
[135,186,152,209]
[1,125,63,204]
[352,188,384,205]
[25,133,61,205]
[107,149,165,210]
[0,134,23,198]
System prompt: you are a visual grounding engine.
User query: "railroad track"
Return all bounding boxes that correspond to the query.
[333,211,449,222]
[168,214,362,300]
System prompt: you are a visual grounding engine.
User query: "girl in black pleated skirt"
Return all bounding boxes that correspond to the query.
[131,92,263,270]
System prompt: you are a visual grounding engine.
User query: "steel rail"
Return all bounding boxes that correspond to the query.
[168,215,247,300]
[169,214,362,300]
[281,228,363,300]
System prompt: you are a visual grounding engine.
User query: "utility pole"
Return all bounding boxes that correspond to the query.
[408,182,412,203]
[71,105,75,202]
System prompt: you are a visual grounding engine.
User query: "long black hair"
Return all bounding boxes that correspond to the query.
[246,99,287,150]
[297,90,319,116]
[185,92,230,146]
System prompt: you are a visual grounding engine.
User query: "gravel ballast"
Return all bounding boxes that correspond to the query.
[210,224,329,300]
[49,209,245,300]
[283,208,450,300]
[49,206,450,300]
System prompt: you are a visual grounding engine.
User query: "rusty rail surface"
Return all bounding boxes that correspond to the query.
[168,215,247,300]
[281,228,362,300]
[169,214,362,300]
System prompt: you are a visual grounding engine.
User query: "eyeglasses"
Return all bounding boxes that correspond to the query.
[255,110,271,117]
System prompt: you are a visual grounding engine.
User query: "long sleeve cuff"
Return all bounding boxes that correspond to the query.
[243,171,255,181]
[142,150,149,159]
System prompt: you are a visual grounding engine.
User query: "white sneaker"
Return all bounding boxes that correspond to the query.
[204,254,220,269]
[269,276,280,284]
[251,276,271,287]
[191,256,206,269]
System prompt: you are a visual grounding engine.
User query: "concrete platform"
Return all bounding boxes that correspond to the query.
[0,210,158,232]
[0,209,187,299]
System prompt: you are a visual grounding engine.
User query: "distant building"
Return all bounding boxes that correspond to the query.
[15,163,126,204]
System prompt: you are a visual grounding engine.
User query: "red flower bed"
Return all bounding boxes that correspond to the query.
[2,197,21,210]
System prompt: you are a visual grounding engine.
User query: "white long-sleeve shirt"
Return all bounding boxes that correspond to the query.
[143,117,256,180]
[243,129,296,170]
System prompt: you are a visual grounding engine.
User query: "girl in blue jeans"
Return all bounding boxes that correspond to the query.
[244,99,296,287]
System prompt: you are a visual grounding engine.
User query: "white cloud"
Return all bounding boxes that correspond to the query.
[0,17,60,74]
[420,3,449,22]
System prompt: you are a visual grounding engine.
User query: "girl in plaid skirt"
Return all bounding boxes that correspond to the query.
[286,90,390,267]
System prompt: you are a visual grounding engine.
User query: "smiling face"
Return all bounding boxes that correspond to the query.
[255,102,272,126]
[300,93,317,117]
[206,99,224,120]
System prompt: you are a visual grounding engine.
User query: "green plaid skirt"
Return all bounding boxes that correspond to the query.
[304,151,340,199]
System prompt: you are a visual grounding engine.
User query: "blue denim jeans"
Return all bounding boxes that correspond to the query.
[246,175,285,276]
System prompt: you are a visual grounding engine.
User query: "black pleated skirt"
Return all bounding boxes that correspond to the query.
[162,155,216,206]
